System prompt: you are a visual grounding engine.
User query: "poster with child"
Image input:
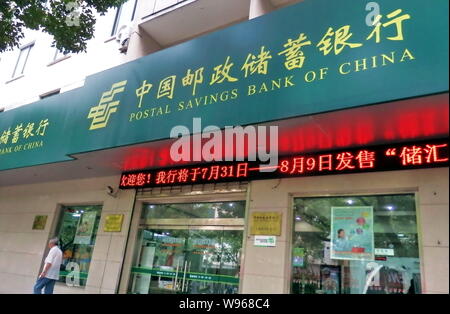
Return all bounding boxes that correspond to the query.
[331,207,374,261]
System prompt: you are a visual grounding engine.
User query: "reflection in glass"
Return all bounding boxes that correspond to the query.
[130,228,242,294]
[55,205,102,286]
[131,201,244,294]
[142,201,246,219]
[291,194,422,294]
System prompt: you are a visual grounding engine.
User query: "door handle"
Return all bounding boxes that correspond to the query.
[174,260,180,291]
[181,261,188,293]
[184,261,191,293]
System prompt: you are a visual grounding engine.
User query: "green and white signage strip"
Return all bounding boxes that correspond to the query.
[254,235,277,247]
[131,267,240,285]
[0,0,448,171]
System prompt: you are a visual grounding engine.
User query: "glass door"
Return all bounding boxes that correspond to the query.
[131,226,188,294]
[186,227,242,294]
[128,201,245,294]
[130,226,242,294]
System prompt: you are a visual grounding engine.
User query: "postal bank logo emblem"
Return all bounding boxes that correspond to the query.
[87,80,128,130]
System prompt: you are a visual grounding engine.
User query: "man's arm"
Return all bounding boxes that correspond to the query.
[39,263,52,278]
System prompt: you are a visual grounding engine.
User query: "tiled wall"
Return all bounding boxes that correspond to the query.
[0,176,135,294]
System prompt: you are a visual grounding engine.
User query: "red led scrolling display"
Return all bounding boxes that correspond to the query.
[119,140,449,189]
[120,163,250,188]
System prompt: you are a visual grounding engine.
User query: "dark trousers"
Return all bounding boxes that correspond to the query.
[33,277,57,294]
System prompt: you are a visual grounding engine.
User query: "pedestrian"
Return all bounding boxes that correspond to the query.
[33,237,63,294]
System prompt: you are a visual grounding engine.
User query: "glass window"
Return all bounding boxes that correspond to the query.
[111,0,138,36]
[53,48,69,62]
[142,202,246,220]
[55,205,102,287]
[149,0,190,16]
[291,194,422,294]
[12,43,34,78]
[154,0,178,13]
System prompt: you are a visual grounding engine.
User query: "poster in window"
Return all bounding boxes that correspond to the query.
[32,215,48,230]
[74,211,97,245]
[292,248,305,267]
[320,265,341,294]
[331,206,374,261]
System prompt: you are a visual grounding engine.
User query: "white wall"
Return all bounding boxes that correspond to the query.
[0,175,135,294]
[241,167,449,294]
[0,9,127,111]
[249,0,275,19]
[0,0,303,111]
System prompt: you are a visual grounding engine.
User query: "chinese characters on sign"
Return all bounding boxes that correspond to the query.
[32,215,48,230]
[119,141,449,189]
[250,212,282,236]
[0,119,50,145]
[104,214,124,232]
[0,119,50,156]
[2,0,447,174]
[254,236,277,247]
[109,8,412,123]
[120,163,249,188]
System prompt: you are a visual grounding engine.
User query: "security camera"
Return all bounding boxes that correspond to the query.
[106,186,118,198]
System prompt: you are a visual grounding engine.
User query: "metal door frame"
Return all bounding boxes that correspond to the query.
[120,190,249,294]
[135,223,244,294]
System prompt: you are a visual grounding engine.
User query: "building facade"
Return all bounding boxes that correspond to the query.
[0,0,448,294]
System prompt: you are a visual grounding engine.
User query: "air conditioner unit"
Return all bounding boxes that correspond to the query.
[116,24,132,53]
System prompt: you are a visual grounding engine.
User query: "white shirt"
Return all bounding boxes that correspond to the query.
[44,246,63,280]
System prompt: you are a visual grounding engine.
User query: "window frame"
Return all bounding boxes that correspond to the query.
[289,190,423,294]
[39,89,61,99]
[118,191,249,294]
[12,41,35,78]
[111,0,138,37]
[52,204,104,288]
[53,48,70,62]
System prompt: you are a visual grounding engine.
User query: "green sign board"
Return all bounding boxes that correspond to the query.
[131,267,239,285]
[0,0,448,171]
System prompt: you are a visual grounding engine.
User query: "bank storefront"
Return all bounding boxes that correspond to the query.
[0,0,448,294]
[128,197,246,294]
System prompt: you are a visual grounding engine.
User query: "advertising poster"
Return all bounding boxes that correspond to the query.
[32,215,48,230]
[74,212,97,245]
[320,265,341,294]
[331,206,374,261]
[292,248,305,267]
